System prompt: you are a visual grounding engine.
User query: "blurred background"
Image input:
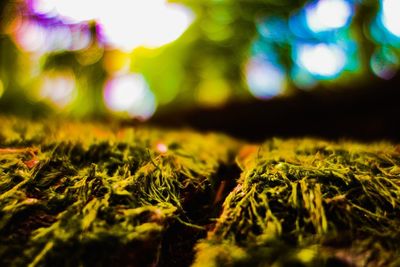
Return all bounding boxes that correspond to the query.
[0,0,399,141]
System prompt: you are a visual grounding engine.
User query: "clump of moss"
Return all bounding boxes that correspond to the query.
[194,138,400,267]
[0,117,239,266]
[2,117,400,267]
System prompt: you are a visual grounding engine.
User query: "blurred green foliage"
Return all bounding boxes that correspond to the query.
[0,0,399,119]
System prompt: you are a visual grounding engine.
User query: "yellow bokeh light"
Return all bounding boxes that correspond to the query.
[297,247,317,263]
[103,50,131,74]
[196,79,231,107]
[75,45,104,66]
[0,79,4,98]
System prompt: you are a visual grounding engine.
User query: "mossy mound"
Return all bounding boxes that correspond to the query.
[1,117,400,266]
[0,117,239,266]
[194,139,400,267]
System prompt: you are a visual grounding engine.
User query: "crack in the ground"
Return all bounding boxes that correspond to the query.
[158,160,242,267]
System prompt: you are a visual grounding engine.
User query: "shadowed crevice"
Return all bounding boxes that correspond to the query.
[158,160,242,267]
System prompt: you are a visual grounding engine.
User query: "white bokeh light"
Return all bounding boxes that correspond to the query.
[44,26,72,51]
[13,20,91,53]
[29,0,194,51]
[382,0,400,37]
[70,27,92,51]
[40,71,76,107]
[14,20,46,53]
[104,74,156,120]
[30,0,57,17]
[55,0,98,23]
[306,0,353,32]
[297,43,346,77]
[98,0,193,50]
[246,57,285,99]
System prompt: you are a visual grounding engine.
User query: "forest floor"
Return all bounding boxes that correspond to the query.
[0,116,399,267]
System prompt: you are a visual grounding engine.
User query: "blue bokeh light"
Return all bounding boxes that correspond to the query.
[370,0,400,46]
[245,56,286,99]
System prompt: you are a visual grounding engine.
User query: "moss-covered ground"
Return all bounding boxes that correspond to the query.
[0,117,399,266]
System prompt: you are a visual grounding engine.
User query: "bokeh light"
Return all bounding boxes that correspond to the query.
[381,0,400,37]
[305,0,353,33]
[103,50,131,74]
[0,79,4,99]
[40,70,76,107]
[1,0,400,119]
[104,74,156,120]
[29,0,97,23]
[43,25,72,52]
[201,6,234,43]
[370,47,398,80]
[291,67,318,89]
[75,45,104,66]
[12,18,91,53]
[13,20,46,53]
[28,0,57,18]
[28,0,194,51]
[196,79,231,107]
[99,0,193,51]
[245,57,286,99]
[256,2,357,94]
[257,17,290,43]
[69,25,92,51]
[296,43,347,78]
[53,0,98,23]
[156,142,168,153]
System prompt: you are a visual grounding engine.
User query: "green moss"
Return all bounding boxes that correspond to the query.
[0,117,239,266]
[195,139,400,266]
[1,117,400,266]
